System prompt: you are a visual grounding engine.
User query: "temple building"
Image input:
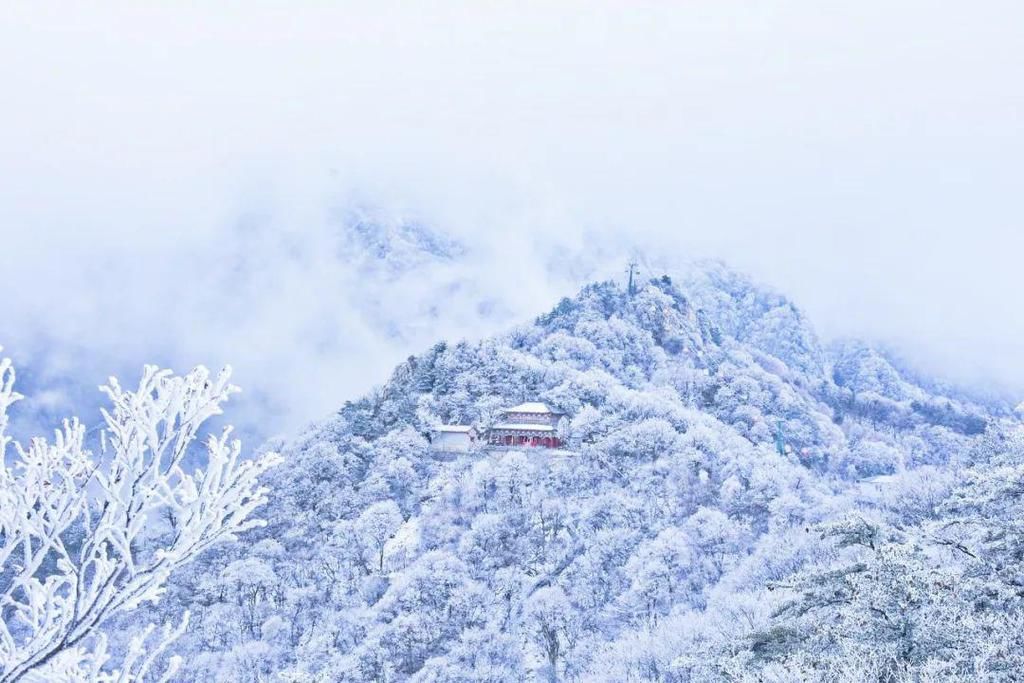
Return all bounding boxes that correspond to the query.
[487,402,564,448]
[431,425,478,452]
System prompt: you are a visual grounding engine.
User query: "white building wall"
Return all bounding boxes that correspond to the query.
[433,431,473,452]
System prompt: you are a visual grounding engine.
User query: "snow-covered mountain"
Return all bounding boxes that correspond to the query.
[334,208,465,278]
[124,265,1024,682]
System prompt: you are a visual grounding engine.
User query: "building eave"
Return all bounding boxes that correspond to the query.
[490,423,556,432]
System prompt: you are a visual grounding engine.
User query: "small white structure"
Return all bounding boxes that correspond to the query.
[431,425,478,452]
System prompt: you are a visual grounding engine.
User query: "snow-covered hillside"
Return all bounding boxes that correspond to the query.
[133,268,1024,682]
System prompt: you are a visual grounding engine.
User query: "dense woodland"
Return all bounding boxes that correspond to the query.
[79,264,1017,682]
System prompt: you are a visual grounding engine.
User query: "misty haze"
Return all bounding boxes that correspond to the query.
[1,4,1022,682]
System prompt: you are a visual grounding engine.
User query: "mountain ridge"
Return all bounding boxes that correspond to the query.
[128,264,1024,682]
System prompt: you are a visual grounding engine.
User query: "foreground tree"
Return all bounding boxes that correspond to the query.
[0,353,281,682]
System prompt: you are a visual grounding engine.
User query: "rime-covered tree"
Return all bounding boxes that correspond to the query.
[0,353,281,682]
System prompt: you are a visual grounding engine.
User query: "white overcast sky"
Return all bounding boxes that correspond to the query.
[1,3,1022,436]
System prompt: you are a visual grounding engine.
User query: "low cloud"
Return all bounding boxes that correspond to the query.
[2,2,1022,441]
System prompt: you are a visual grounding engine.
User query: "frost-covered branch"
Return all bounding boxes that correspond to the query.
[0,354,281,682]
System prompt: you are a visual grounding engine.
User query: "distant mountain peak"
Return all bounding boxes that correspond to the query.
[334,207,465,277]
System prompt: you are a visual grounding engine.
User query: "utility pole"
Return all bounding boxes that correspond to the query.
[626,260,639,297]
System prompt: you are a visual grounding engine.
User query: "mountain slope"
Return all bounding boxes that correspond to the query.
[138,267,1022,682]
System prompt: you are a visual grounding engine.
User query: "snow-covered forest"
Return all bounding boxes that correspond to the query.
[5,2,1024,681]
[7,263,1021,682]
